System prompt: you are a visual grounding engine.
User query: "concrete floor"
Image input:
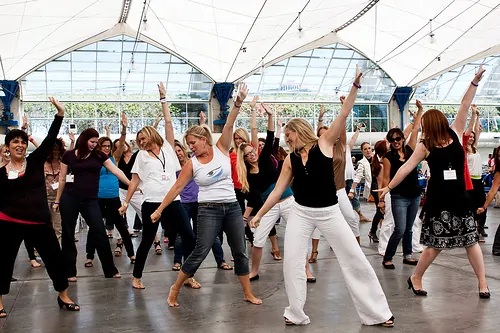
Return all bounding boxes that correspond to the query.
[2,202,500,333]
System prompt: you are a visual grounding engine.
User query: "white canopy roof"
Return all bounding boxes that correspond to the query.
[1,0,500,86]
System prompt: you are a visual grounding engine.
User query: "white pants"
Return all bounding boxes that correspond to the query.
[119,189,144,233]
[284,202,392,325]
[311,189,359,240]
[254,196,293,248]
[378,193,425,255]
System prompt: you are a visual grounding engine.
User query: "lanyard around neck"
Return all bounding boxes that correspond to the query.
[149,149,166,172]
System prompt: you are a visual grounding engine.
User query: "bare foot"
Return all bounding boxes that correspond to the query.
[244,294,262,305]
[183,278,201,289]
[168,285,180,307]
[30,260,41,268]
[132,277,145,289]
[67,277,77,282]
[113,273,121,279]
[58,295,80,310]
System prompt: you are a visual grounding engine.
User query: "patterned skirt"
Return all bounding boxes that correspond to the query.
[421,209,479,249]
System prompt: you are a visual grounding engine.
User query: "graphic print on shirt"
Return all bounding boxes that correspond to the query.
[206,165,224,181]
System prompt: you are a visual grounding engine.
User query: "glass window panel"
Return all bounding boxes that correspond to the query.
[96,103,120,118]
[47,71,71,81]
[333,49,354,58]
[296,50,313,57]
[312,49,333,58]
[96,72,120,81]
[141,103,162,118]
[46,61,70,71]
[146,63,170,72]
[169,103,187,117]
[288,57,309,67]
[265,66,286,75]
[168,74,191,83]
[285,67,306,76]
[329,59,351,69]
[97,41,122,52]
[25,70,46,81]
[309,58,330,68]
[122,52,147,64]
[147,45,164,53]
[187,103,208,118]
[370,118,388,132]
[72,51,97,62]
[72,72,96,81]
[353,105,369,118]
[144,73,167,82]
[327,68,347,77]
[127,118,144,133]
[305,67,327,76]
[97,52,122,62]
[97,62,122,72]
[145,53,171,64]
[170,64,193,73]
[72,62,96,72]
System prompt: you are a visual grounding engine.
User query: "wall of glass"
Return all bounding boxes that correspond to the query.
[421,104,500,132]
[235,103,388,133]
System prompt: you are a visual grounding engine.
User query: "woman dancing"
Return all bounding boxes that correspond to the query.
[152,83,262,307]
[378,65,489,299]
[0,98,79,318]
[252,66,394,326]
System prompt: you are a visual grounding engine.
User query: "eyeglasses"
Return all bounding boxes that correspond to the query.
[244,149,257,158]
[388,137,402,143]
[101,144,111,148]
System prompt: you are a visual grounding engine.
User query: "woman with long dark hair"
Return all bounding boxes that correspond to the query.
[54,126,131,281]
[85,128,136,267]
[252,66,393,327]
[371,140,388,239]
[380,101,422,269]
[0,98,79,318]
[378,66,488,298]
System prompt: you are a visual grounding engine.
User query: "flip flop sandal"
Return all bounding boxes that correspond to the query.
[84,261,93,268]
[172,263,181,271]
[218,262,233,270]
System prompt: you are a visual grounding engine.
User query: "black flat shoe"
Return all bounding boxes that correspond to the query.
[307,277,317,283]
[492,251,500,256]
[479,287,491,299]
[407,276,427,296]
[57,297,80,311]
[403,258,418,266]
[382,261,395,269]
[249,274,259,281]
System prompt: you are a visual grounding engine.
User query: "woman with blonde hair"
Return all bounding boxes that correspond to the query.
[252,66,393,327]
[378,66,489,298]
[118,83,196,290]
[151,83,261,307]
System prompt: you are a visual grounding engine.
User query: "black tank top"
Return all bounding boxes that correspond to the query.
[290,144,338,208]
[118,151,138,190]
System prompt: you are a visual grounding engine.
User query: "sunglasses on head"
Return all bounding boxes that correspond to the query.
[388,136,402,143]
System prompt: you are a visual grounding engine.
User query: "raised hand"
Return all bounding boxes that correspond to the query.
[235,82,248,105]
[319,104,326,117]
[121,113,128,128]
[22,115,28,130]
[473,64,485,84]
[48,97,65,116]
[354,64,362,86]
[104,125,110,132]
[158,82,167,98]
[340,96,346,105]
[250,95,259,109]
[199,111,207,125]
[261,103,274,116]
[69,131,75,143]
[471,104,479,116]
[416,99,423,110]
[409,110,417,119]
[356,123,363,131]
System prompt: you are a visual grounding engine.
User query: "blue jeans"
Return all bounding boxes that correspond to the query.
[383,194,420,262]
[182,201,249,276]
[173,202,225,266]
[345,179,360,211]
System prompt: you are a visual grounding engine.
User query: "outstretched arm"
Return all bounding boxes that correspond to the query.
[113,114,128,162]
[158,82,175,147]
[316,104,326,132]
[473,105,482,147]
[250,96,259,150]
[199,111,207,126]
[407,100,423,150]
[478,172,500,214]
[217,83,248,154]
[348,123,362,151]
[451,65,485,135]
[319,65,362,154]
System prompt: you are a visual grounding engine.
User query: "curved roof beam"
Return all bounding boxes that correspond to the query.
[119,0,133,23]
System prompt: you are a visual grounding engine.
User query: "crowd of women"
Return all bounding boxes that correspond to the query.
[0,65,494,327]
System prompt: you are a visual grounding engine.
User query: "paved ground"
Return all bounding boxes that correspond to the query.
[1,201,500,333]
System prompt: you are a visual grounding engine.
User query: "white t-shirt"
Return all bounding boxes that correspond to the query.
[344,146,356,180]
[192,145,236,203]
[131,143,181,203]
[467,152,482,177]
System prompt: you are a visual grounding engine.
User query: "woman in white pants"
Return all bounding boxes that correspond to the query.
[252,66,393,327]
[237,105,294,281]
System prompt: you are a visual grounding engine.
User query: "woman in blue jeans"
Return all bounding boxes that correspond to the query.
[380,101,423,269]
[171,140,231,271]
[152,83,261,307]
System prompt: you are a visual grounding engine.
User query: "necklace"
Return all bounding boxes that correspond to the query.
[9,158,27,174]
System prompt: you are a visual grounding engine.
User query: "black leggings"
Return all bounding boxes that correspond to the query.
[24,236,37,261]
[469,178,487,231]
[133,201,195,279]
[370,190,384,235]
[60,192,118,278]
[86,197,135,260]
[235,188,254,244]
[0,221,68,295]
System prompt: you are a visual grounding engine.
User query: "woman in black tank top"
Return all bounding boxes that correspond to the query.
[377,66,488,300]
[252,66,394,328]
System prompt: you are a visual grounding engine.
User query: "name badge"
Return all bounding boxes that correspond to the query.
[443,169,457,180]
[66,175,75,183]
[161,173,168,182]
[51,183,59,190]
[8,171,18,179]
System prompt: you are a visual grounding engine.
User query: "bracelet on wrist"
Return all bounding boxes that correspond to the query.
[387,185,393,191]
[349,189,355,193]
[471,81,479,87]
[318,118,323,122]
[121,132,126,136]
[353,83,361,89]
[21,127,27,131]
[379,199,385,203]
[160,98,167,104]
[53,202,59,205]
[243,217,248,221]
[234,103,242,108]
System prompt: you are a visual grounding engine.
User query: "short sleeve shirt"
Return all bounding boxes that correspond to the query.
[62,150,109,198]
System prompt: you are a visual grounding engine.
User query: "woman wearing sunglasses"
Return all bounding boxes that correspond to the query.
[379,101,423,269]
